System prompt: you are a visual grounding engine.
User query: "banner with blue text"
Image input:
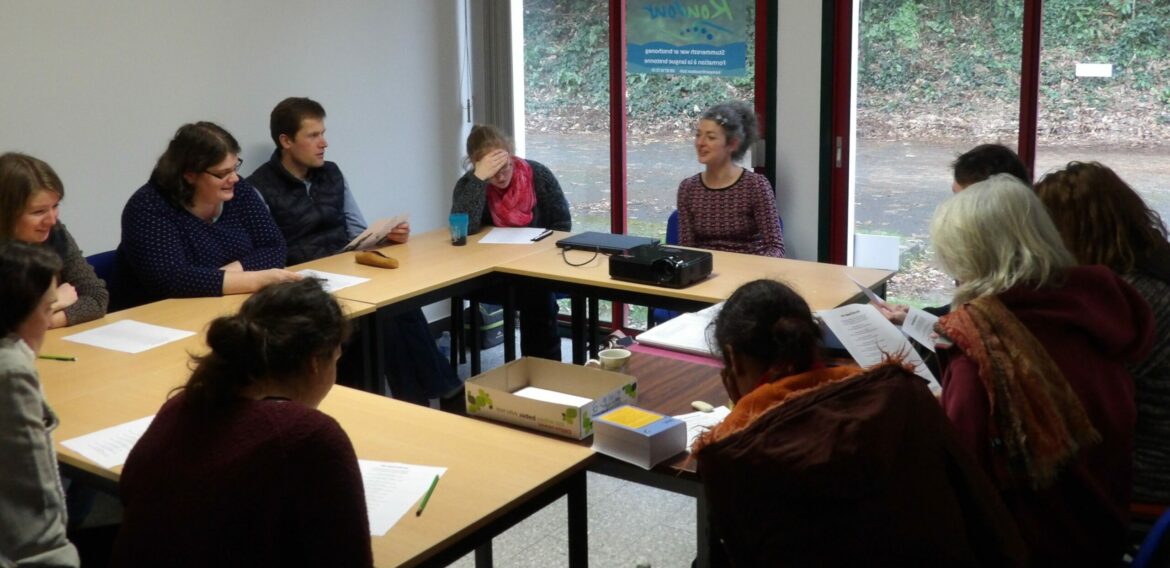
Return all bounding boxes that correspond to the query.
[627,0,748,77]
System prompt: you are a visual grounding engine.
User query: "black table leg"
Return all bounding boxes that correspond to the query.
[570,292,586,364]
[503,284,517,362]
[567,470,588,568]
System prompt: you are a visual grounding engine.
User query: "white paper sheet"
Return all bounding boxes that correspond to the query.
[635,312,717,357]
[675,405,731,452]
[512,386,593,407]
[817,303,940,393]
[359,460,447,536]
[297,269,370,293]
[341,213,410,252]
[902,307,940,353]
[478,227,548,244]
[61,415,154,469]
[62,320,196,354]
[848,274,888,307]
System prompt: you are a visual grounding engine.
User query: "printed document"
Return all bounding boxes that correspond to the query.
[359,460,447,536]
[341,213,410,252]
[901,307,941,353]
[817,303,940,393]
[61,415,154,469]
[63,320,195,354]
[297,269,370,293]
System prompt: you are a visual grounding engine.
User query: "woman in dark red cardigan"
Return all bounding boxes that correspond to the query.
[113,279,371,567]
[932,174,1155,565]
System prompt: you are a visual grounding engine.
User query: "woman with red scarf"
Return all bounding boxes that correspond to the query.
[452,125,570,235]
[451,125,570,360]
[692,279,1027,566]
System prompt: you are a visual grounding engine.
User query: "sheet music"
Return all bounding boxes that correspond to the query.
[817,303,939,393]
[63,320,195,354]
[359,460,447,536]
[61,415,154,469]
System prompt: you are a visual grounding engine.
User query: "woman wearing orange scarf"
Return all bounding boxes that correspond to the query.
[931,174,1155,565]
[693,279,1026,566]
[450,125,571,360]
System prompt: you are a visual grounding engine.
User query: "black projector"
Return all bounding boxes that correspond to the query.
[608,244,713,288]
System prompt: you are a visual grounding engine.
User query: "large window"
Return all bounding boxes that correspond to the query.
[521,0,765,330]
[849,0,1023,309]
[1034,2,1170,223]
[840,0,1170,305]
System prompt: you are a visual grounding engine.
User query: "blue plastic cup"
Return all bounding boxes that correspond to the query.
[448,213,469,246]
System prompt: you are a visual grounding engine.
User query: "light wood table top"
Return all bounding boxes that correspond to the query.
[494,244,894,310]
[322,387,592,567]
[38,297,592,568]
[38,294,376,481]
[293,228,563,308]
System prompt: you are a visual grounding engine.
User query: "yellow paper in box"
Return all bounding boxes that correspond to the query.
[599,406,664,429]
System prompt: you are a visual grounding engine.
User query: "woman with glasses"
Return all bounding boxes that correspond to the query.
[0,153,108,327]
[118,122,300,305]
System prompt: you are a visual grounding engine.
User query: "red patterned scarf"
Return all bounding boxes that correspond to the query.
[486,156,535,227]
[939,295,1101,490]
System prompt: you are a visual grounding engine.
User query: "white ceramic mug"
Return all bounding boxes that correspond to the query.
[584,348,631,372]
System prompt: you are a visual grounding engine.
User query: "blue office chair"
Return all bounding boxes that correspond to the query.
[86,249,138,312]
[1134,505,1170,568]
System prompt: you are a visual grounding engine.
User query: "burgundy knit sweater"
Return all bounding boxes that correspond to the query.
[677,169,785,258]
[113,393,372,567]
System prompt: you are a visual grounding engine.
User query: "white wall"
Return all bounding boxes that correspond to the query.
[0,0,467,254]
[773,2,825,261]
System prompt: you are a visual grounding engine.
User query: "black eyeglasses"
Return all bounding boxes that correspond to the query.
[204,158,243,180]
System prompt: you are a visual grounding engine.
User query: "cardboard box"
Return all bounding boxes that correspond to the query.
[593,405,687,469]
[464,357,637,439]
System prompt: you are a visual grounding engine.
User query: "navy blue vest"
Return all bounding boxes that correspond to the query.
[247,151,348,265]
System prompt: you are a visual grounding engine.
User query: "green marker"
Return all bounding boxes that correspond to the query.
[38,354,76,362]
[415,474,440,516]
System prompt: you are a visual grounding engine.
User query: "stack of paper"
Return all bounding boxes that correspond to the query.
[593,405,686,469]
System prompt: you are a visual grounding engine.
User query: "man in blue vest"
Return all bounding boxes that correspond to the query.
[249,97,461,406]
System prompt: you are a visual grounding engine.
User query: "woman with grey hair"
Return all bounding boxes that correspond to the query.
[932,174,1154,565]
[676,100,784,257]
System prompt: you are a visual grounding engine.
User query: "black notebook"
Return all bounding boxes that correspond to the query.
[555,231,660,255]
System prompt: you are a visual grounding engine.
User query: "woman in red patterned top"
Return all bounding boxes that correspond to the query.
[677,101,785,257]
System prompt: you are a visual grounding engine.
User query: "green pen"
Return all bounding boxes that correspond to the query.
[415,474,440,516]
[38,354,76,362]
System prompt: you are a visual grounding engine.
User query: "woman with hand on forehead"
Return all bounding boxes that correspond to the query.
[118,122,300,306]
[451,124,571,235]
[0,153,108,327]
[450,125,571,361]
[678,101,785,258]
